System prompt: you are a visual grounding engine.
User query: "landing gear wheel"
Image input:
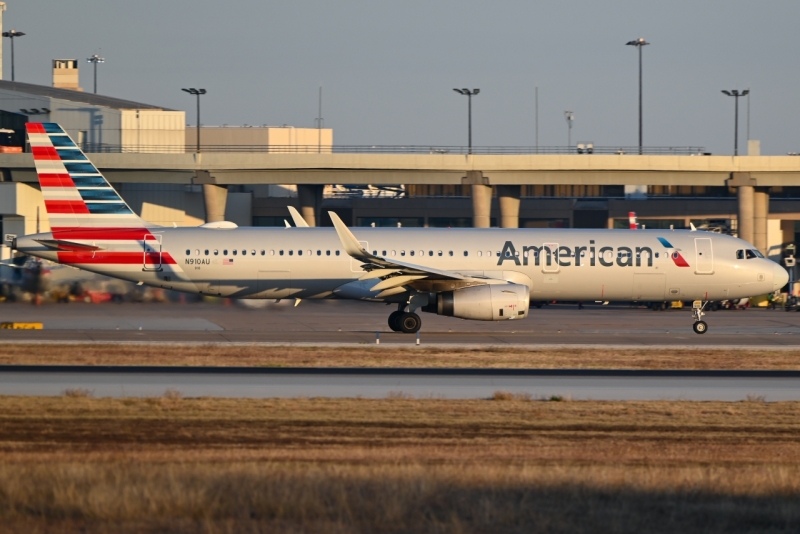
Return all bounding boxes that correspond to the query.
[399,312,421,334]
[693,321,708,334]
[388,311,403,332]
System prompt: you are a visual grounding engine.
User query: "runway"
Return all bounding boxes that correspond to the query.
[3,365,800,400]
[1,300,800,346]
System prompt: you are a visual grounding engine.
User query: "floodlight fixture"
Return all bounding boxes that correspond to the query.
[86,54,105,94]
[182,87,208,153]
[453,88,480,154]
[721,89,750,155]
[2,30,26,81]
[626,37,649,153]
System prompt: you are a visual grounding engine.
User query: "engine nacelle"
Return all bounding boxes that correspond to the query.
[422,284,530,321]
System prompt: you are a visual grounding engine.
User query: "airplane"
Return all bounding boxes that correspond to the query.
[10,123,789,335]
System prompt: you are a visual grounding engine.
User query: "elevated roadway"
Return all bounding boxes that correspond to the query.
[2,152,800,186]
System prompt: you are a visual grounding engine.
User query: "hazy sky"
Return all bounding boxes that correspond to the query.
[3,1,799,154]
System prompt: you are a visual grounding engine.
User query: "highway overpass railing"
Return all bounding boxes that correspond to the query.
[77,144,707,155]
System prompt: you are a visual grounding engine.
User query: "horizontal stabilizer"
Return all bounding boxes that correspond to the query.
[34,239,103,252]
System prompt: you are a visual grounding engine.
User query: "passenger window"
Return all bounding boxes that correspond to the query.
[298,250,302,256]
[289,250,294,256]
[419,251,423,257]
[478,251,483,257]
[464,251,468,257]
[391,250,396,256]
[438,250,442,256]
[223,250,228,256]
[326,250,331,256]
[307,250,311,256]
[410,250,415,256]
[373,250,378,255]
[252,250,256,256]
[233,250,238,256]
[654,252,659,259]
[401,250,406,256]
[382,250,387,256]
[270,250,275,256]
[185,249,190,255]
[487,251,491,257]
[213,249,219,256]
[280,250,284,256]
[260,250,265,256]
[204,250,209,256]
[242,250,247,256]
[336,251,340,256]
[449,251,453,256]
[429,251,433,256]
[317,250,321,256]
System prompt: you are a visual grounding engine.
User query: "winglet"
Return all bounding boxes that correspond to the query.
[328,211,369,259]
[287,206,310,227]
[690,222,697,231]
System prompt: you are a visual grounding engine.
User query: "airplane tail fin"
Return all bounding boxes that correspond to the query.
[26,123,149,231]
[628,211,638,230]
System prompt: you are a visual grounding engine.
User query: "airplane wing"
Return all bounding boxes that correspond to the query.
[328,211,488,290]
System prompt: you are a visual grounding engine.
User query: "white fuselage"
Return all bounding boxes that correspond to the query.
[16,227,786,303]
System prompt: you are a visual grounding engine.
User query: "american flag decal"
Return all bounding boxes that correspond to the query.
[223,258,234,265]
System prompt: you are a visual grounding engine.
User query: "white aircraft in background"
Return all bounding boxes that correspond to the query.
[11,123,788,334]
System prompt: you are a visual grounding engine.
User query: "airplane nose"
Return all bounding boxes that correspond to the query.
[773,262,789,291]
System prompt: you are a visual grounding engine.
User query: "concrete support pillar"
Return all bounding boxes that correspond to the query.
[202,184,228,223]
[471,184,492,228]
[754,188,769,254]
[297,184,323,227]
[497,185,521,228]
[737,185,754,244]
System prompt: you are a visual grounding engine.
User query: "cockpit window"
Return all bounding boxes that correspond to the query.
[737,249,764,259]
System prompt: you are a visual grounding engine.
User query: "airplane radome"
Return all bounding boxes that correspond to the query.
[12,123,789,335]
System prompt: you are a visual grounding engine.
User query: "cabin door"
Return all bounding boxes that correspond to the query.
[143,234,162,271]
[694,238,713,274]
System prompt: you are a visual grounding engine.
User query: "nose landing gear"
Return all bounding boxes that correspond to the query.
[691,300,708,334]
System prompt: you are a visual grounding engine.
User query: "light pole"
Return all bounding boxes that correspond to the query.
[626,37,649,154]
[86,54,104,94]
[2,30,25,81]
[453,88,480,154]
[564,110,574,149]
[721,89,749,156]
[182,88,206,153]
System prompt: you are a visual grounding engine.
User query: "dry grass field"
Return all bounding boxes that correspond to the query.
[2,342,800,369]
[1,395,799,533]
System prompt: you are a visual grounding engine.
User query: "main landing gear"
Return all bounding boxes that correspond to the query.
[388,305,422,334]
[691,300,708,334]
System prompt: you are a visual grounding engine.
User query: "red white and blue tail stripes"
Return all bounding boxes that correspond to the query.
[26,123,145,230]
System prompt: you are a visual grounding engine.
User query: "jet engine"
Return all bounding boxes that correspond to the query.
[422,284,529,321]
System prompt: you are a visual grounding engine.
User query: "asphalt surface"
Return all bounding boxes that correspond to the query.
[1,300,800,346]
[2,365,799,400]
